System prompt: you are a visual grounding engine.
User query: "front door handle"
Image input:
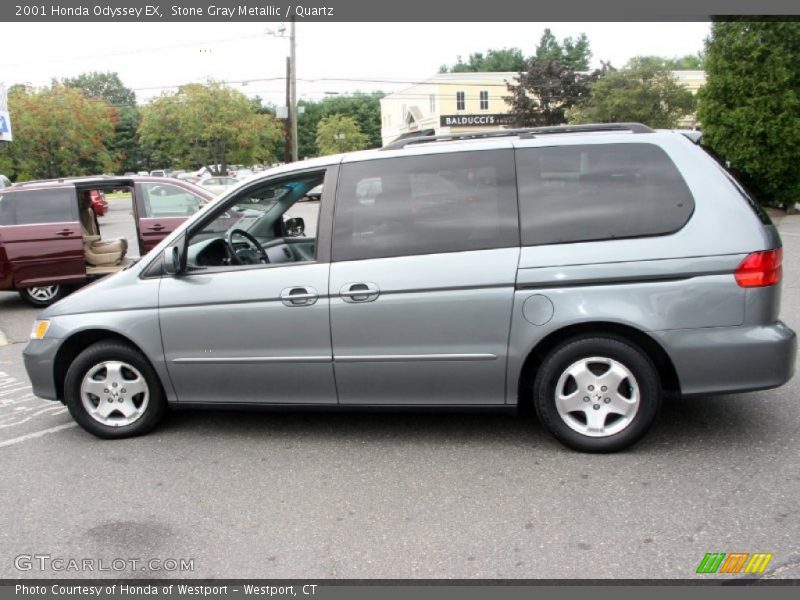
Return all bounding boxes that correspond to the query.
[56,229,74,237]
[280,286,318,307]
[148,224,166,232]
[340,282,380,303]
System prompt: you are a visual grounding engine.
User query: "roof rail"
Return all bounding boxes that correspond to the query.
[381,122,654,151]
[12,174,119,186]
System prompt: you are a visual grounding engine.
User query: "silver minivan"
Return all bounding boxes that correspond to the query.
[23,124,796,452]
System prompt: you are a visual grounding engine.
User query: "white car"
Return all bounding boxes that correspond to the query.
[198,176,239,195]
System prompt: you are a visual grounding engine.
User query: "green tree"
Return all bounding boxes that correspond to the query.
[0,84,117,180]
[315,114,368,155]
[568,57,696,128]
[439,48,527,73]
[297,92,384,159]
[535,28,592,71]
[139,82,283,174]
[666,53,705,70]
[61,71,142,173]
[628,54,706,71]
[61,71,136,106]
[505,59,599,127]
[698,21,800,210]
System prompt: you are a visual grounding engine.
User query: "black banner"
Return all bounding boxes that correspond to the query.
[3,581,800,600]
[4,0,800,22]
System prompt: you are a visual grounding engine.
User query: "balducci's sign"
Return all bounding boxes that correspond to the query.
[440,114,516,127]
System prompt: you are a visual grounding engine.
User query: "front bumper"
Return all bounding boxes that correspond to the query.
[23,338,62,401]
[655,321,797,396]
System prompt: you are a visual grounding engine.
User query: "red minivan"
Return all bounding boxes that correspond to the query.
[0,176,214,306]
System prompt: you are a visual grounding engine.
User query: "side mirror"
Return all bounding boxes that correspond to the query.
[285,216,305,237]
[162,244,183,275]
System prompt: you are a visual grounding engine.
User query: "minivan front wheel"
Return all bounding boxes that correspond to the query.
[19,285,68,307]
[64,341,166,439]
[533,336,661,453]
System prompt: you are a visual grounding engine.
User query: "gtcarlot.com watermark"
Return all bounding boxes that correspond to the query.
[14,553,195,573]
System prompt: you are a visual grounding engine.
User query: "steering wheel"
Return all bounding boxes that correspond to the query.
[225,229,269,265]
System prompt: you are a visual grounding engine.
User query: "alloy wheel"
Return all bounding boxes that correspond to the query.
[80,361,150,427]
[554,356,640,437]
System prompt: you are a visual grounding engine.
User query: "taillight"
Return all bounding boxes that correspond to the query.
[735,248,783,287]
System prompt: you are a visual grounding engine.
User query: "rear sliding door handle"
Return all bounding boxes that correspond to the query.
[340,282,380,303]
[280,286,318,307]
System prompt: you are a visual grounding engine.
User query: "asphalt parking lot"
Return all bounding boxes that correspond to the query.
[0,205,798,580]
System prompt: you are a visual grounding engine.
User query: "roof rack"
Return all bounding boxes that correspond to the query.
[381,122,654,151]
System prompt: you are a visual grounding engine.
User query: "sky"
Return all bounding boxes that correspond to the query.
[0,21,711,106]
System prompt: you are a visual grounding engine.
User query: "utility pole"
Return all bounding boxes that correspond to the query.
[284,56,291,164]
[289,16,298,162]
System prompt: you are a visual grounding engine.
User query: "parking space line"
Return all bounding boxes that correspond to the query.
[0,422,77,448]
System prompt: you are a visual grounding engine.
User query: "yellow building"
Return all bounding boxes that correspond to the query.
[380,70,706,145]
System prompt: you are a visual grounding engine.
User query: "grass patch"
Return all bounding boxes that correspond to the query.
[105,192,131,200]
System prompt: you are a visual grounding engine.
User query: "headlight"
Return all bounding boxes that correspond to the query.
[30,320,50,340]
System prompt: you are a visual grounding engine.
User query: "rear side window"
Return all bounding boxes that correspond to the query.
[0,188,76,225]
[333,149,519,261]
[516,143,695,246]
[140,182,204,217]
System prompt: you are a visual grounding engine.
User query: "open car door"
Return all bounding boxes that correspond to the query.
[133,180,211,255]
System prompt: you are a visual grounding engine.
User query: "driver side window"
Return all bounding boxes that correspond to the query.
[185,172,324,270]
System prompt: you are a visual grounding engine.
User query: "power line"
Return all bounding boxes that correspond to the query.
[0,33,266,69]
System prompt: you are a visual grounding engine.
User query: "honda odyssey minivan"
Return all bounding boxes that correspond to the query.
[23,124,796,452]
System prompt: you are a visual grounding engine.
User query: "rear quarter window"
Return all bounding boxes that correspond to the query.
[516,143,695,246]
[0,188,76,225]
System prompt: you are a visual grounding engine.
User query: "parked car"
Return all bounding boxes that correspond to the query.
[0,175,213,306]
[235,168,254,181]
[0,174,12,189]
[198,175,239,195]
[149,169,172,178]
[175,172,201,184]
[89,189,109,216]
[23,124,796,452]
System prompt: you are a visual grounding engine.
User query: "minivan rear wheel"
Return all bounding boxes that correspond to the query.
[64,341,166,439]
[533,336,661,453]
[19,285,69,307]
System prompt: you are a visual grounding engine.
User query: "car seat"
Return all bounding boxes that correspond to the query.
[79,192,128,266]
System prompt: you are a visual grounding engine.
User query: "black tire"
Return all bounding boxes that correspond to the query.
[64,341,166,439]
[533,336,661,453]
[18,284,69,307]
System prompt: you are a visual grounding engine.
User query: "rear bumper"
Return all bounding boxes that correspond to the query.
[22,338,61,401]
[655,321,796,396]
